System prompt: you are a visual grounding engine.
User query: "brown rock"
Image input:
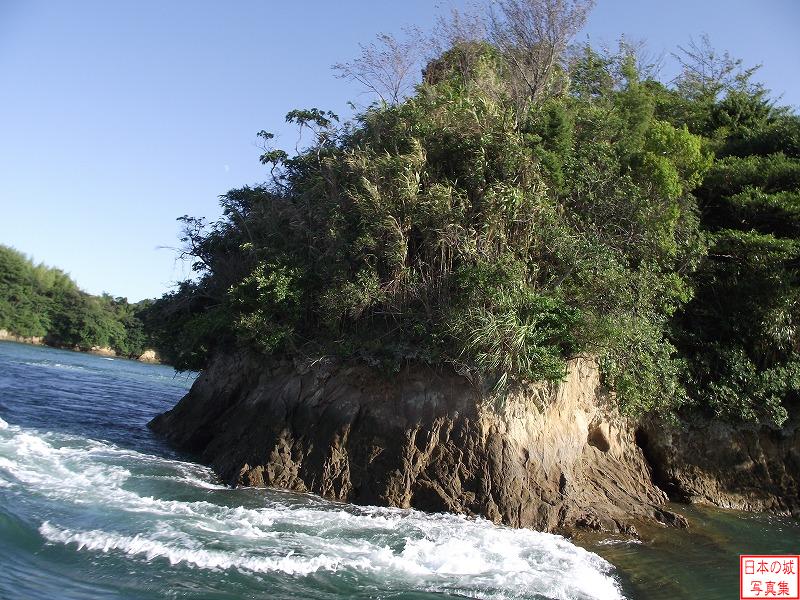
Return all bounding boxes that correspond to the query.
[588,421,612,452]
[89,346,116,357]
[0,329,44,345]
[639,411,800,514]
[138,349,160,364]
[150,353,676,534]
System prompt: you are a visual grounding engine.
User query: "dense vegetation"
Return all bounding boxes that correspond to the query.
[669,81,800,425]
[0,245,152,357]
[146,2,799,426]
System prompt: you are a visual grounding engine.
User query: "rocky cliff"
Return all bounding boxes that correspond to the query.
[150,352,689,534]
[639,410,800,516]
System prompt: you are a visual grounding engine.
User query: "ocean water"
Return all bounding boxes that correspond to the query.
[0,341,797,600]
[0,341,623,600]
[584,506,800,599]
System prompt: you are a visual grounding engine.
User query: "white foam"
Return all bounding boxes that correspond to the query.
[0,419,626,599]
[598,538,643,546]
[22,361,86,371]
[39,522,351,575]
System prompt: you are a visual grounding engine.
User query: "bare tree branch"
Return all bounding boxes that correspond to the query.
[489,0,595,104]
[333,30,424,105]
[672,33,760,101]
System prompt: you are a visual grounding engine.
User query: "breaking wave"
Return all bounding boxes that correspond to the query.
[0,416,624,599]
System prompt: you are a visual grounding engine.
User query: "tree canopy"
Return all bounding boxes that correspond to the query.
[145,2,800,426]
[0,245,152,357]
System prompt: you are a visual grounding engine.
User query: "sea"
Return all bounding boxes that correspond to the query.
[0,340,798,600]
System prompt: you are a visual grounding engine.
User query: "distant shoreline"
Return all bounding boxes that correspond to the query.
[0,330,162,365]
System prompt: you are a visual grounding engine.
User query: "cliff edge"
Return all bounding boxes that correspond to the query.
[639,410,800,516]
[150,353,685,534]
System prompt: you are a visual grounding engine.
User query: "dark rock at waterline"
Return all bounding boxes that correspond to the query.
[149,352,685,534]
[639,409,800,514]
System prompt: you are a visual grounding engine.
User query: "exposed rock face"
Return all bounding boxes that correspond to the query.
[0,329,43,345]
[639,410,800,516]
[138,349,160,363]
[150,352,681,534]
[89,346,116,357]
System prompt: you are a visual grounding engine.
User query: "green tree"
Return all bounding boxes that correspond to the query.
[155,40,709,419]
[0,244,158,358]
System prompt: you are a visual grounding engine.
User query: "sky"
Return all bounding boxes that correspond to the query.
[1,0,798,302]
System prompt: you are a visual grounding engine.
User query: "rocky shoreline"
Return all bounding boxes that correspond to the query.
[639,412,800,516]
[148,352,799,535]
[0,329,162,364]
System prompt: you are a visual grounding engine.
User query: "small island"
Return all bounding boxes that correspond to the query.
[4,2,800,598]
[145,6,800,534]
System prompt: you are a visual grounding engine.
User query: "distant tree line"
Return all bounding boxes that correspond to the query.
[0,245,154,358]
[137,0,800,426]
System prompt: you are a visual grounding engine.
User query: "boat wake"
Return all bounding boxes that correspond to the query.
[0,416,625,599]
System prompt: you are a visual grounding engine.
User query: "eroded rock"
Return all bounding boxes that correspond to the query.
[138,349,160,363]
[150,353,677,534]
[639,411,800,514]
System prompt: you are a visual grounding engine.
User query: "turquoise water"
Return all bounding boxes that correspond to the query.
[0,341,624,600]
[1,341,797,599]
[584,505,800,599]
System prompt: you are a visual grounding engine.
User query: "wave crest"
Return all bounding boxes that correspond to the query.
[1,419,625,599]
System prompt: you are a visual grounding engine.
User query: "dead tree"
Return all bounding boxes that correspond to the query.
[489,0,595,104]
[333,31,423,105]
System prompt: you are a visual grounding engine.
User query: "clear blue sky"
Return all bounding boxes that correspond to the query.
[1,0,798,301]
